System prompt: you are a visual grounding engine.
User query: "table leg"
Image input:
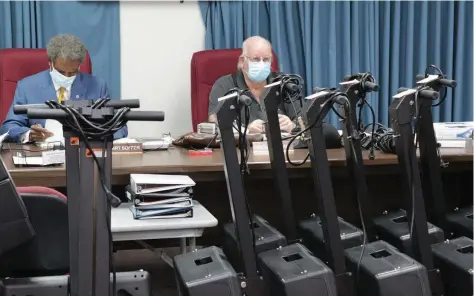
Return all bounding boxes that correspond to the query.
[180,238,187,254]
[135,240,174,268]
[189,237,196,252]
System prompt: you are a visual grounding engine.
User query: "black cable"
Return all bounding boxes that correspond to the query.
[424,64,447,107]
[285,91,347,166]
[274,74,304,119]
[345,73,377,159]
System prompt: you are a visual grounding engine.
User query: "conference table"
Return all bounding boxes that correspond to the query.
[3,145,472,187]
[2,144,472,246]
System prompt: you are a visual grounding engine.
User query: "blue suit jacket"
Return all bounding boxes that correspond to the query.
[0,70,128,142]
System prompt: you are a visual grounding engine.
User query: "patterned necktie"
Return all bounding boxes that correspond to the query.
[58,87,66,103]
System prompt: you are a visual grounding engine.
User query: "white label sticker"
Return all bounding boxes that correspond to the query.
[339,79,360,86]
[393,88,416,99]
[416,74,439,85]
[217,92,238,102]
[264,81,282,88]
[306,91,329,100]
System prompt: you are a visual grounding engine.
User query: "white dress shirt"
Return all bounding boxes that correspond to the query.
[21,83,72,143]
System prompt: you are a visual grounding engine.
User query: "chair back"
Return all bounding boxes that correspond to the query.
[0,48,92,121]
[190,48,279,131]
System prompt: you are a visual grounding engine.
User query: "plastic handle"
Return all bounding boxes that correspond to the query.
[397,87,439,100]
[238,94,252,106]
[363,81,380,92]
[438,78,457,88]
[27,109,68,119]
[13,104,49,114]
[415,74,457,88]
[124,111,165,121]
[104,99,140,108]
[285,82,299,92]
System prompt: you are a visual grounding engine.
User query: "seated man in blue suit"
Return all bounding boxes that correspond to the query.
[0,34,127,143]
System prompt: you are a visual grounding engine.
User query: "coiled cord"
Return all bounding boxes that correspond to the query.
[272,74,305,124]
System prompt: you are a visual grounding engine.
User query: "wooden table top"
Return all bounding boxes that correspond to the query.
[2,145,472,187]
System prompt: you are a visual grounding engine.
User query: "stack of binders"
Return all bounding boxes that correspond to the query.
[128,174,195,219]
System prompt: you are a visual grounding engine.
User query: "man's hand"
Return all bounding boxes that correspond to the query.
[248,119,265,134]
[279,114,296,133]
[29,124,54,142]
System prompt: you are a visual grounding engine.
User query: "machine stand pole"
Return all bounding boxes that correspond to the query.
[217,97,264,296]
[261,86,298,243]
[305,96,355,296]
[389,94,444,296]
[339,86,377,241]
[64,131,113,296]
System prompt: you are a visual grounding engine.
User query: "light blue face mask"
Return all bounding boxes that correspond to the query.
[50,66,77,89]
[246,61,271,83]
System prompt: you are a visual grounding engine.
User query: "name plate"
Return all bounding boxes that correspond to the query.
[253,141,294,155]
[112,143,143,154]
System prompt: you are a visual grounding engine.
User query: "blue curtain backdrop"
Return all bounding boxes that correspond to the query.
[200,1,473,126]
[0,1,121,99]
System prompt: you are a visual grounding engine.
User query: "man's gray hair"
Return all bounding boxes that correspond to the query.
[47,34,87,63]
[238,36,272,70]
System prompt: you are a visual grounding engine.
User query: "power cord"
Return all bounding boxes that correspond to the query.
[44,99,127,296]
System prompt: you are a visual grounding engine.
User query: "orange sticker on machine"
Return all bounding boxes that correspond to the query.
[70,137,79,146]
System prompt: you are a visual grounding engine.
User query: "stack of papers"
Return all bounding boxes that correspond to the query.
[128,174,196,219]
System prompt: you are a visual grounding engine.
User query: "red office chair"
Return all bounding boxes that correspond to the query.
[0,157,69,277]
[190,48,279,131]
[0,48,92,122]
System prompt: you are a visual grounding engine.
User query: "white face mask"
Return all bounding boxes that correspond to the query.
[50,65,77,89]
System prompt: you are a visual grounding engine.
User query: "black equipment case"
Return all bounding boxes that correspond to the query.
[223,214,287,272]
[446,206,473,239]
[258,243,337,296]
[374,209,445,256]
[174,246,241,296]
[432,236,473,296]
[345,240,432,296]
[298,215,363,261]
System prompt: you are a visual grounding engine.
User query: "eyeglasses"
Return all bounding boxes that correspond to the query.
[245,56,272,63]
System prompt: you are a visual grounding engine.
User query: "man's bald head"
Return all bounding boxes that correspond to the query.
[238,36,273,71]
[242,36,272,56]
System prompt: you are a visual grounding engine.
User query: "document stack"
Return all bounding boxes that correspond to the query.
[128,174,195,219]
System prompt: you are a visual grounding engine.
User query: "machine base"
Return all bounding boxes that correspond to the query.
[446,206,473,239]
[173,246,241,296]
[345,240,432,296]
[0,270,151,296]
[374,209,445,256]
[298,215,363,262]
[432,236,474,296]
[258,243,337,296]
[223,215,286,272]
